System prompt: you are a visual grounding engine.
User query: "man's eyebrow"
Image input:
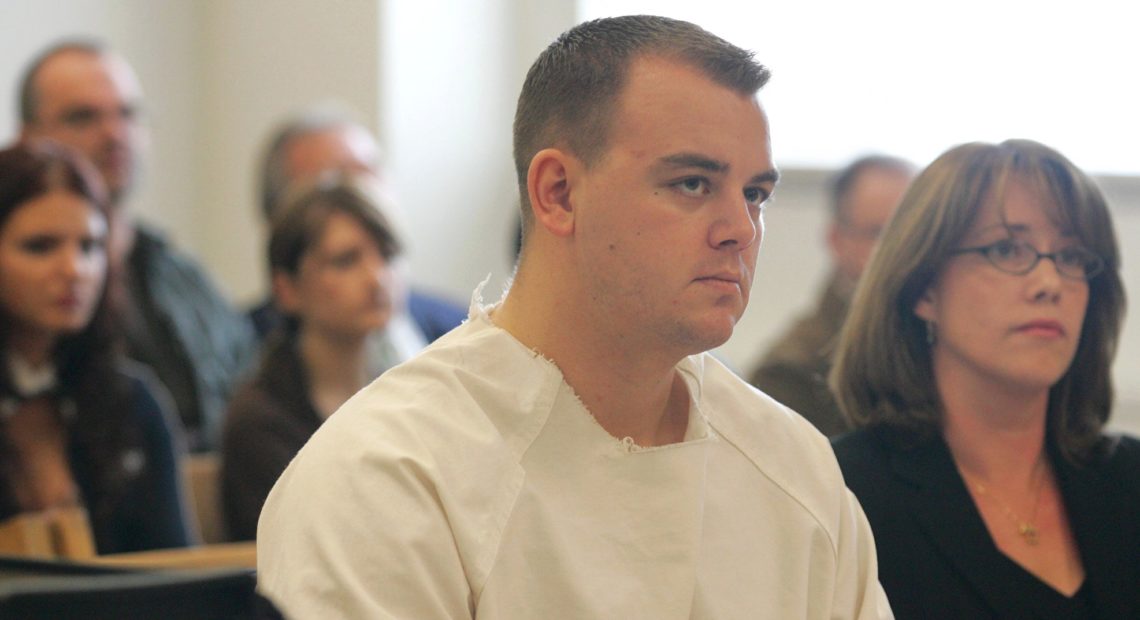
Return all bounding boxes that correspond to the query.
[750,169,780,186]
[658,153,728,173]
[658,153,780,186]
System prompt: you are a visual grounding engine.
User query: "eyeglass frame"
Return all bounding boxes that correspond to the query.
[947,238,1105,281]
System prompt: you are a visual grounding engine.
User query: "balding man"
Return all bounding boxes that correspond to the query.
[750,155,914,436]
[18,40,256,451]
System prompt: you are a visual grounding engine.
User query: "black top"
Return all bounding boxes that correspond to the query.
[221,337,323,541]
[124,225,257,452]
[0,365,193,554]
[834,426,1140,619]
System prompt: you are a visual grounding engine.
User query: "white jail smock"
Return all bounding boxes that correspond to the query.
[257,296,892,619]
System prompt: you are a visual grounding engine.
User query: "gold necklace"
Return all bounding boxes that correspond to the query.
[960,458,1047,546]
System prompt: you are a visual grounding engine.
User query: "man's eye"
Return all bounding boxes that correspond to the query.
[674,177,709,196]
[61,108,99,128]
[743,187,768,207]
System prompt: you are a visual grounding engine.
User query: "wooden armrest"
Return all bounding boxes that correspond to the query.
[92,541,256,570]
[0,506,94,560]
[50,507,96,559]
[0,513,54,558]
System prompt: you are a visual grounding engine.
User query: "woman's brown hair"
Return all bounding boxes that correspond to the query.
[830,139,1125,461]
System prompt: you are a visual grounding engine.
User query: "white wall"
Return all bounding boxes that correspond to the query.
[194,0,383,302]
[0,1,1136,434]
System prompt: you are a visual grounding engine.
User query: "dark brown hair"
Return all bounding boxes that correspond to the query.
[0,140,138,519]
[268,176,402,333]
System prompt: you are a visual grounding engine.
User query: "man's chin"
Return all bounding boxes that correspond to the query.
[105,180,132,206]
[97,164,134,201]
[671,316,737,356]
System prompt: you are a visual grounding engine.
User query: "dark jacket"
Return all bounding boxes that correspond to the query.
[1,364,194,554]
[124,225,257,452]
[834,426,1140,619]
[749,274,850,436]
[221,337,322,541]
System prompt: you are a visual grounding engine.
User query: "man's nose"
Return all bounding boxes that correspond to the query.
[710,196,759,249]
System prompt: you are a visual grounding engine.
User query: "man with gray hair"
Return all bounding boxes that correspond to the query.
[17,39,255,451]
[259,16,890,618]
[750,155,914,436]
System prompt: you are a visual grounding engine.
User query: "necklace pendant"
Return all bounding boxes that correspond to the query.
[1018,522,1039,545]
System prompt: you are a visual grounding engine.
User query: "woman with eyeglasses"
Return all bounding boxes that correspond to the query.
[830,139,1138,618]
[0,141,193,553]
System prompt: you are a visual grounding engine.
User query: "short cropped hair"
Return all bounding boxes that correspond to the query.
[18,38,108,125]
[830,139,1126,461]
[829,155,915,223]
[259,108,374,222]
[512,15,770,234]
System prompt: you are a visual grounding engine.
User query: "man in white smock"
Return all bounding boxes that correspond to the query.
[257,14,893,619]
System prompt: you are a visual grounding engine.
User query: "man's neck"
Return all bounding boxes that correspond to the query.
[494,267,691,447]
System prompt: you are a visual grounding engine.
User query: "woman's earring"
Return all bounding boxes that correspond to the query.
[925,321,937,346]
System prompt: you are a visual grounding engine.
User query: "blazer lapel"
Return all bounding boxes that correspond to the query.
[1053,447,1137,618]
[888,436,1042,614]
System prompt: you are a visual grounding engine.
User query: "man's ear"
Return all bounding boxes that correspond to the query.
[525,148,576,238]
[272,270,302,316]
[913,286,937,323]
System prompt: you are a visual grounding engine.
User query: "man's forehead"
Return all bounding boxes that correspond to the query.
[607,55,771,168]
[284,127,380,178]
[35,50,141,108]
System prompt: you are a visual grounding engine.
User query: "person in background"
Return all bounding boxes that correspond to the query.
[832,139,1138,617]
[258,15,889,618]
[250,109,465,364]
[222,177,401,541]
[0,141,193,553]
[750,155,913,436]
[17,39,256,451]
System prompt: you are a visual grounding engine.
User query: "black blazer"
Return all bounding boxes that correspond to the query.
[834,426,1140,620]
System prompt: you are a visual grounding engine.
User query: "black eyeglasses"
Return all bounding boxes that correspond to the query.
[948,238,1104,281]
